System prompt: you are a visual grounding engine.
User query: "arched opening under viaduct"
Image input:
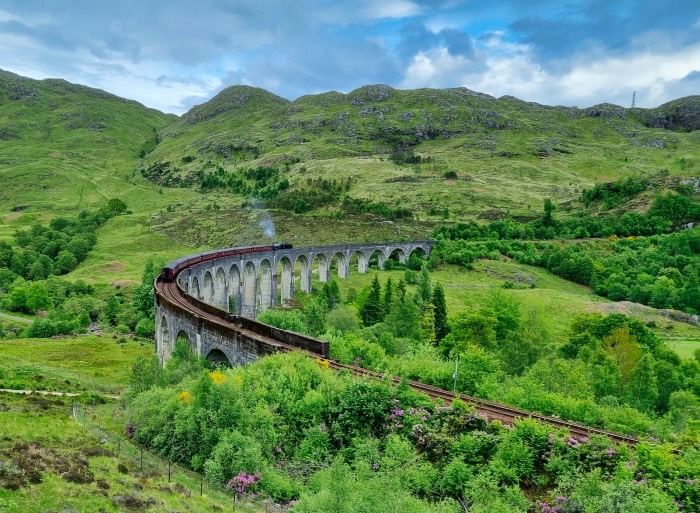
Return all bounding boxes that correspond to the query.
[191,276,200,299]
[206,348,232,367]
[228,264,241,314]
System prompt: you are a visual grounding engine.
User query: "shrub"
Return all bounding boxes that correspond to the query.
[135,318,155,338]
[25,319,57,338]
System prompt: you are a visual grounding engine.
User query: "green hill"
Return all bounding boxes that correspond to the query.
[142,84,699,225]
[0,70,180,214]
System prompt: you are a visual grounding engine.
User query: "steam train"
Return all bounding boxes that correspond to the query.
[158,242,293,283]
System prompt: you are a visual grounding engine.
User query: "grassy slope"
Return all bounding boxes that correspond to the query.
[0,334,245,512]
[0,335,153,392]
[0,394,240,513]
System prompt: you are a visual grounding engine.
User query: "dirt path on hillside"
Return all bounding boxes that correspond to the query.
[0,388,119,399]
[0,312,33,324]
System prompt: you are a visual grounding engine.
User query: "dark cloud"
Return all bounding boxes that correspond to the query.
[397,23,477,62]
[243,35,402,99]
[440,28,476,58]
[397,23,440,61]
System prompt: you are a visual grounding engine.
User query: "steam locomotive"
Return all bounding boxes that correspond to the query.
[158,242,293,283]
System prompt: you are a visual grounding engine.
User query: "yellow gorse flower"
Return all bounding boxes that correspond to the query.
[316,358,330,369]
[177,391,193,404]
[209,370,227,384]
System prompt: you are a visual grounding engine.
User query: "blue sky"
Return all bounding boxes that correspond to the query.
[1,0,698,114]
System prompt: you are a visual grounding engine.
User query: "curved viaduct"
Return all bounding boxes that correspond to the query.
[152,240,638,444]
[154,241,435,366]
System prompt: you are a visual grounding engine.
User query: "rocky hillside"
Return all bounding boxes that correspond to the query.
[142,84,699,221]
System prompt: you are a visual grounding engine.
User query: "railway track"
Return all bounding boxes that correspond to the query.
[157,278,639,446]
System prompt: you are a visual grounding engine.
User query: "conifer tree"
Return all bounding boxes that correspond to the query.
[432,282,449,341]
[360,275,383,326]
[383,277,394,314]
[417,267,432,305]
[323,279,341,310]
[396,279,407,303]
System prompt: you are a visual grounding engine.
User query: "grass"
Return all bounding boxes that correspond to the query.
[662,337,700,360]
[0,394,248,513]
[0,335,153,392]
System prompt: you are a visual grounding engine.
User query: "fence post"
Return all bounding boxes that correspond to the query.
[168,459,171,483]
[200,476,203,496]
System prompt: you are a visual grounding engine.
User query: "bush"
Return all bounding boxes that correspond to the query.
[116,323,131,335]
[326,305,359,333]
[135,318,155,338]
[25,319,57,338]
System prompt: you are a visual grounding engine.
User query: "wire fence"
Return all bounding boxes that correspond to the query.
[72,401,292,512]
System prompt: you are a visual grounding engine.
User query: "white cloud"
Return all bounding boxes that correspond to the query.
[400,36,700,108]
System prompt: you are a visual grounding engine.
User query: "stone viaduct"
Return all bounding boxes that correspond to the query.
[155,241,435,366]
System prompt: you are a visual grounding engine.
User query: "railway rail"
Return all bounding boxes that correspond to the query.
[156,262,639,447]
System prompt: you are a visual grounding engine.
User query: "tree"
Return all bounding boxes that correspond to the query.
[104,295,122,326]
[9,287,28,313]
[133,258,164,319]
[323,279,341,310]
[396,279,407,303]
[360,275,383,326]
[384,295,421,339]
[326,305,359,333]
[55,250,78,274]
[26,282,52,313]
[382,277,394,314]
[625,353,658,413]
[419,304,437,344]
[432,282,449,341]
[304,298,328,336]
[107,198,128,214]
[441,308,497,356]
[603,326,641,387]
[417,267,431,305]
[486,290,521,341]
[29,255,53,280]
[542,198,556,227]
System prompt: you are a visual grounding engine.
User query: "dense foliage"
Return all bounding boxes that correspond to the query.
[434,193,699,241]
[0,203,160,339]
[127,351,698,513]
[0,201,126,281]
[428,231,700,313]
[431,192,700,313]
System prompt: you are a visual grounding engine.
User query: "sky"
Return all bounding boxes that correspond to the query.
[1,0,698,115]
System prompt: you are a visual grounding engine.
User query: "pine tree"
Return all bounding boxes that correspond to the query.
[432,282,449,341]
[360,275,383,326]
[417,267,432,305]
[396,279,407,303]
[383,277,394,314]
